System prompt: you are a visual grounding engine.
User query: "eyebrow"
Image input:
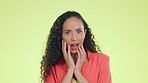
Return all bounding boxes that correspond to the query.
[63,28,82,31]
[63,28,82,32]
[76,28,82,30]
[63,29,71,32]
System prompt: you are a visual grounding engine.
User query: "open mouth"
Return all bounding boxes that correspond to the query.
[70,43,79,49]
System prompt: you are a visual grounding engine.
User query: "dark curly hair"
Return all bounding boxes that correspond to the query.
[40,11,101,82]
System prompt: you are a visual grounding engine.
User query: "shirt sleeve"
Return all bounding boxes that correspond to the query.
[99,55,112,83]
[45,68,57,83]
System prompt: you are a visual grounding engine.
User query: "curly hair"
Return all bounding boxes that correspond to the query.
[40,11,101,82]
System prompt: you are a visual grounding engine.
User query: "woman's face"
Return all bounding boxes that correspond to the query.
[62,17,86,54]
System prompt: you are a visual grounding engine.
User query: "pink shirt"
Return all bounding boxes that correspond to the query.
[46,50,112,83]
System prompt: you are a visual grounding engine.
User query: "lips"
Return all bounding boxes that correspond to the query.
[70,43,79,50]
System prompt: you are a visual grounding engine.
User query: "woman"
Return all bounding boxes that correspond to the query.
[41,11,112,83]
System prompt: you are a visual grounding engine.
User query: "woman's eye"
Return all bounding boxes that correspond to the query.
[77,30,82,33]
[65,32,70,34]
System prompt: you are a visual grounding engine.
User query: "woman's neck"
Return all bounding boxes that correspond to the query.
[71,53,78,64]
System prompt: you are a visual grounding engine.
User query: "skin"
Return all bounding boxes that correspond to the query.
[62,17,86,54]
[61,17,89,83]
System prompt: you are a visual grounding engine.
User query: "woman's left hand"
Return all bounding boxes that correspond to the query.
[74,45,87,73]
[73,45,89,83]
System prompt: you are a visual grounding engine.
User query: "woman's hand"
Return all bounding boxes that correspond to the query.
[74,45,89,83]
[74,45,87,73]
[62,40,75,70]
[61,40,75,83]
[62,41,89,83]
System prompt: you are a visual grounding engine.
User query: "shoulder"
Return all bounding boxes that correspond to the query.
[87,50,110,63]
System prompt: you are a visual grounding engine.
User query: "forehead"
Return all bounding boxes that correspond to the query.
[62,17,84,30]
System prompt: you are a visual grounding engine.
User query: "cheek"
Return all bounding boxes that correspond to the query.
[62,35,66,41]
[62,34,67,40]
[62,35,71,44]
[78,35,85,44]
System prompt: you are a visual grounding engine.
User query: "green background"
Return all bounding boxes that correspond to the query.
[0,0,148,83]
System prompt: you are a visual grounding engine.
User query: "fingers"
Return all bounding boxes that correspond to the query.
[67,45,71,57]
[62,40,67,59]
[62,40,72,59]
[62,40,66,52]
[75,46,86,71]
[78,45,87,61]
[81,45,86,54]
[62,40,75,69]
[78,45,85,56]
[77,49,80,61]
[78,47,82,59]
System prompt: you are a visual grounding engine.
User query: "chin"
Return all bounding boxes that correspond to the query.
[71,50,77,54]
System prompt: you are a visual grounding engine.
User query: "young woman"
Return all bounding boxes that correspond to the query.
[41,11,112,83]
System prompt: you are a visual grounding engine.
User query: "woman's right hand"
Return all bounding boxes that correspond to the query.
[62,40,75,70]
[61,40,75,83]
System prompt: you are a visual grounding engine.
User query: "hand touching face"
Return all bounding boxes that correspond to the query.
[62,40,75,69]
[62,40,87,71]
[62,40,88,83]
[75,45,87,72]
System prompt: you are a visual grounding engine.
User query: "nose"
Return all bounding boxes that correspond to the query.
[71,32,77,41]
